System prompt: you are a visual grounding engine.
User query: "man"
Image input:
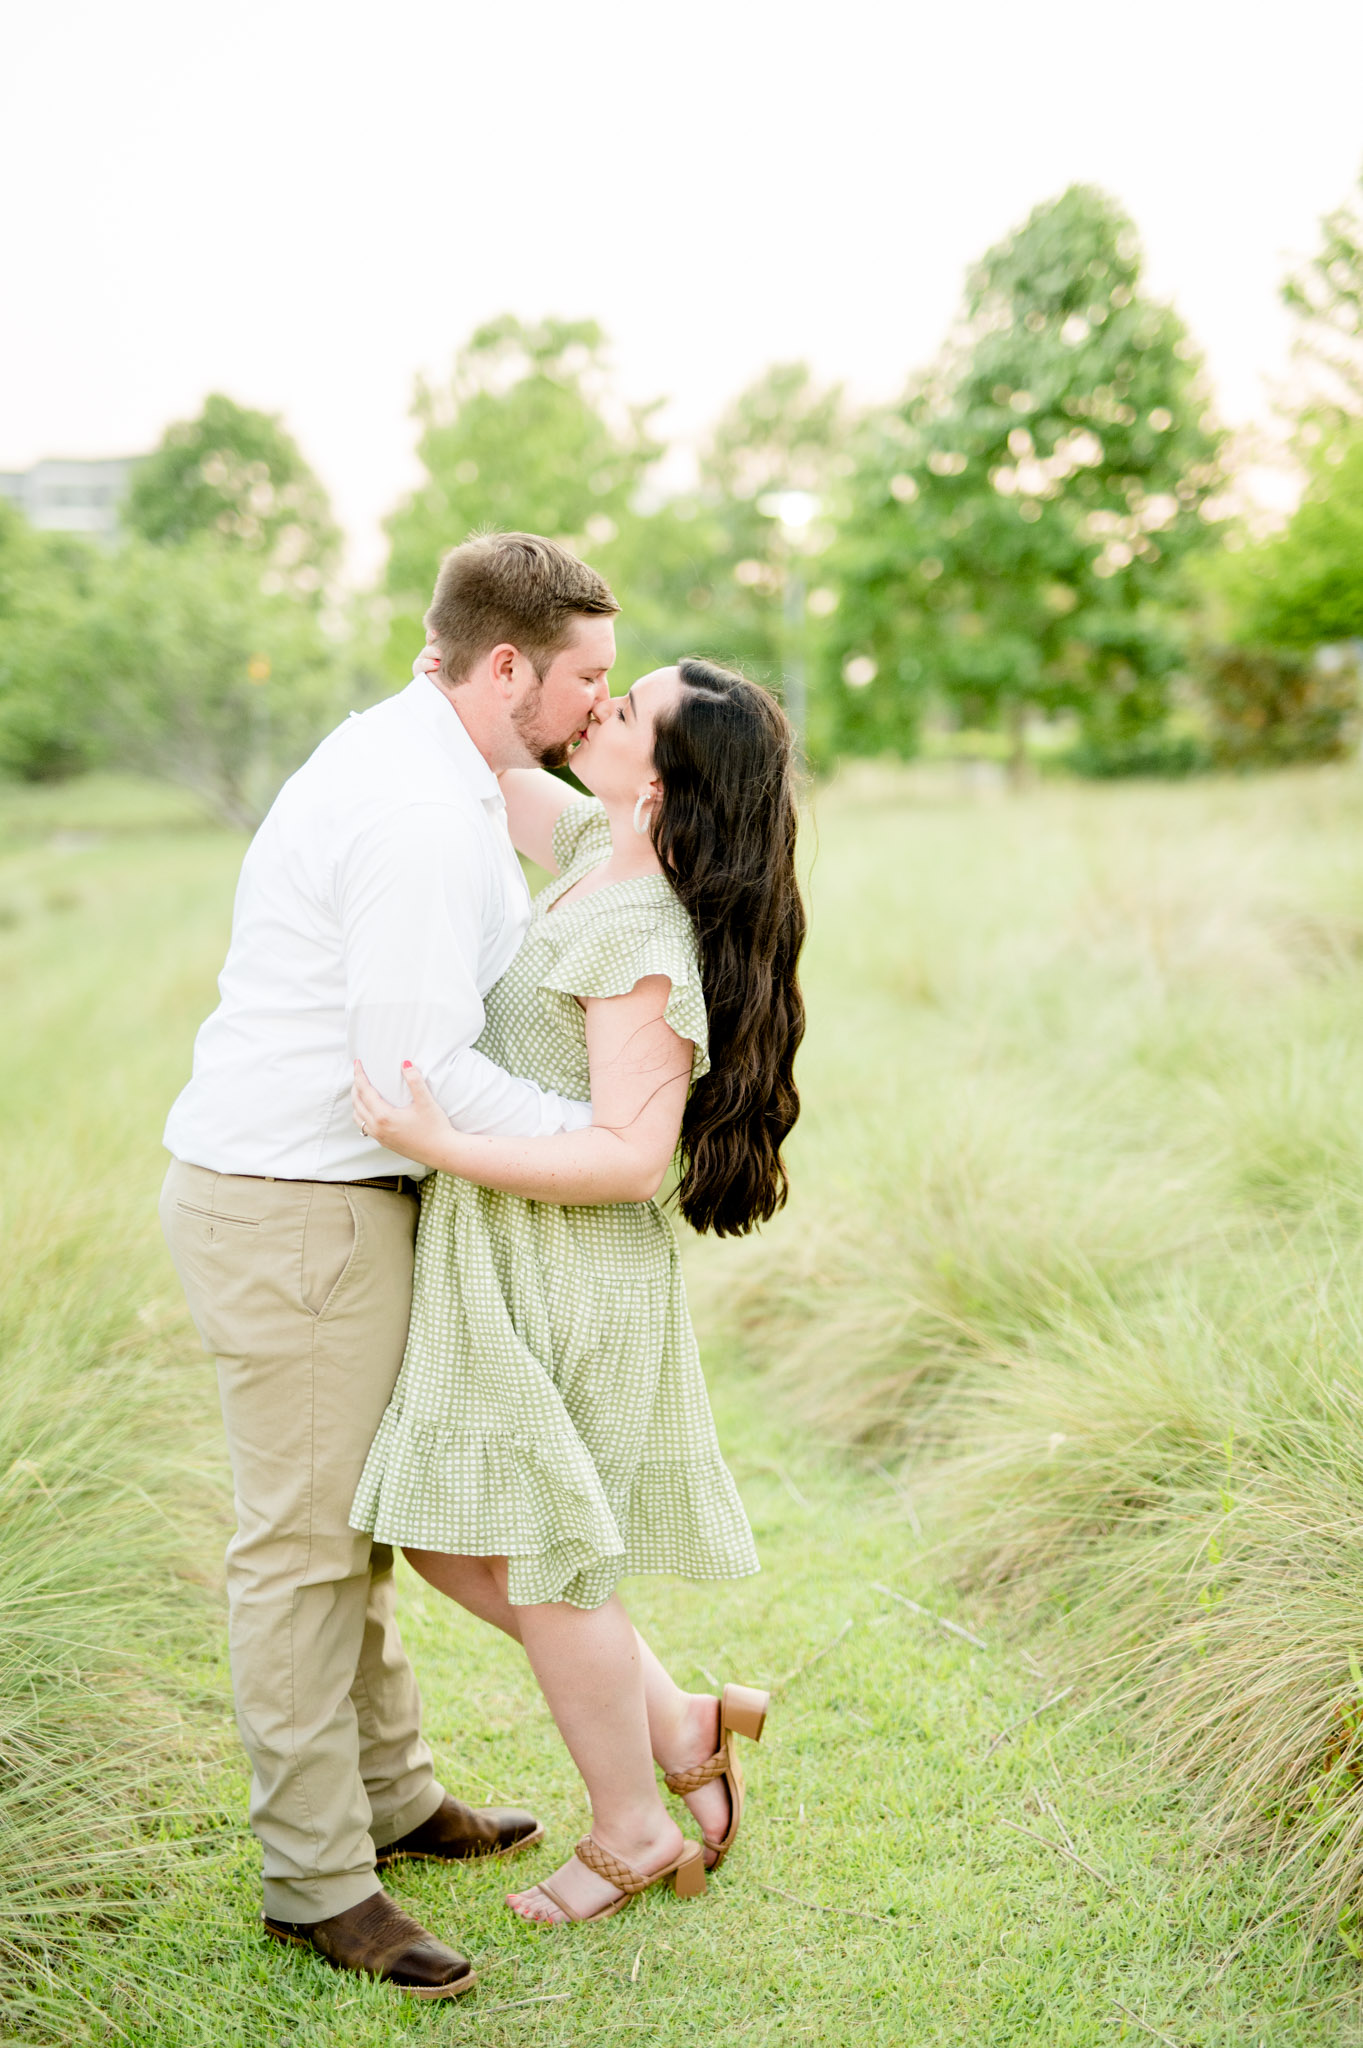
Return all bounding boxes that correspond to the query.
[160,532,617,1999]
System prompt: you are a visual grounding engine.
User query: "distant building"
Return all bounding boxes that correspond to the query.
[0,455,142,542]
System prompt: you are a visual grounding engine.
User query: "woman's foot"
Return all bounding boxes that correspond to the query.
[507,1813,687,1925]
[655,1695,732,1867]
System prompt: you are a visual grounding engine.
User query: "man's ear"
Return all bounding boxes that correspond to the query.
[488,643,520,696]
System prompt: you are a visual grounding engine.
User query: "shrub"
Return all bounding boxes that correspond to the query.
[0,508,106,784]
[1065,724,1209,779]
[1199,644,1361,767]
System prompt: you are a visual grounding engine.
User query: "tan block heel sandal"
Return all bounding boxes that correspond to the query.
[663,1681,770,1869]
[533,1833,708,1924]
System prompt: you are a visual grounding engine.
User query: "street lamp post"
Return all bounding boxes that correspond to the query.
[757,489,820,764]
[782,561,806,760]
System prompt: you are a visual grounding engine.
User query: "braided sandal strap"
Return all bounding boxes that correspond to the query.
[574,1833,654,1895]
[662,1741,730,1796]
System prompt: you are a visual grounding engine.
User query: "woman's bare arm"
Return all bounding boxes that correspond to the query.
[352,975,692,1204]
[498,768,580,873]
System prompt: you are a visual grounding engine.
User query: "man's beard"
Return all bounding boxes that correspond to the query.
[512,675,575,771]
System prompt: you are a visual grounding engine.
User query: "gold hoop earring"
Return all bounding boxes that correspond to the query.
[632,795,653,837]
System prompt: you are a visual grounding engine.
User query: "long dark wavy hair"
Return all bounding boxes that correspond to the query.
[649,658,806,1237]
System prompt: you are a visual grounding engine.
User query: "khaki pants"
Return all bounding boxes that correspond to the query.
[160,1161,444,1921]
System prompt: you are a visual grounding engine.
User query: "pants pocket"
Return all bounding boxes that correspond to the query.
[302,1186,359,1319]
[173,1199,261,1234]
[160,1184,257,1356]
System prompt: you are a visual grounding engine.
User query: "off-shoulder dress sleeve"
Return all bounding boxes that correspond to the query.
[551,795,613,875]
[538,894,710,1082]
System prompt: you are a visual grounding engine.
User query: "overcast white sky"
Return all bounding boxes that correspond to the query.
[4,0,1361,577]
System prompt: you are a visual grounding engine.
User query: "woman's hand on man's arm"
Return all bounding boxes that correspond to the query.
[352,1060,464,1172]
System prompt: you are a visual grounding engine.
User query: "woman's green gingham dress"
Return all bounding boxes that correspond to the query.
[350,797,759,1610]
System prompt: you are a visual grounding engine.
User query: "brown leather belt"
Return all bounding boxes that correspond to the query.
[238,1172,422,1198]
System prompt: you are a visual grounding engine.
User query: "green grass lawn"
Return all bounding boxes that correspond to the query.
[4,769,1363,2044]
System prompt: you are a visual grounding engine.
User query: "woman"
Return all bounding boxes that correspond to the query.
[350,656,805,1926]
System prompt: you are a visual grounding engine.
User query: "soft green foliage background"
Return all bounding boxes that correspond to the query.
[125,391,341,591]
[85,538,353,827]
[381,328,848,703]
[0,503,109,781]
[1283,172,1363,438]
[827,187,1223,765]
[1216,431,1363,653]
[0,395,366,814]
[7,171,1363,805]
[382,318,662,682]
[0,512,356,824]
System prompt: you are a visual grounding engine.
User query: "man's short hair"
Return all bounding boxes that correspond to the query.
[426,532,619,684]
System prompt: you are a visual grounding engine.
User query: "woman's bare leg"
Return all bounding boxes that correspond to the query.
[631,1635,732,1860]
[403,1549,523,1639]
[403,1549,731,1864]
[506,1585,686,1922]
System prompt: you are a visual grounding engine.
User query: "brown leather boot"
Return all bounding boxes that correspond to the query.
[263,1888,475,1998]
[374,1792,544,1867]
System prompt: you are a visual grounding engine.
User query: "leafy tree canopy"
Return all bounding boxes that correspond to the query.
[382,317,661,680]
[85,538,345,827]
[0,504,107,780]
[1198,164,1363,764]
[124,392,340,594]
[0,492,353,812]
[606,363,849,692]
[1283,162,1363,438]
[703,361,847,510]
[826,185,1223,760]
[1213,428,1363,652]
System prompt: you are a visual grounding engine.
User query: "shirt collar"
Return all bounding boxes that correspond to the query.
[401,677,502,805]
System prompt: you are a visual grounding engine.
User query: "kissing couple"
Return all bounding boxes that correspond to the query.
[160,531,806,1997]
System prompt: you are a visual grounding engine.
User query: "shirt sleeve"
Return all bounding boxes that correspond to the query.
[337,803,592,1139]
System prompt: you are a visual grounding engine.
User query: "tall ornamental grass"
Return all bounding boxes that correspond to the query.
[0,1250,197,2008]
[0,793,234,2032]
[714,759,1363,1933]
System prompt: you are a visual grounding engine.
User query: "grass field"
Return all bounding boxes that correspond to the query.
[5,766,1363,2044]
[725,760,1363,1954]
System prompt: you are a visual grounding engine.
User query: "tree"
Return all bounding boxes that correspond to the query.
[124,393,340,595]
[595,364,849,709]
[382,318,661,679]
[695,362,848,690]
[1185,165,1363,770]
[825,186,1224,767]
[381,327,849,722]
[1195,427,1363,765]
[0,503,105,781]
[0,508,354,816]
[590,495,741,685]
[1217,431,1363,652]
[80,539,347,828]
[1282,162,1363,439]
[1196,644,1358,768]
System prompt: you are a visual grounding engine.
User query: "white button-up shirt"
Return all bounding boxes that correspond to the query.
[164,677,591,1181]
